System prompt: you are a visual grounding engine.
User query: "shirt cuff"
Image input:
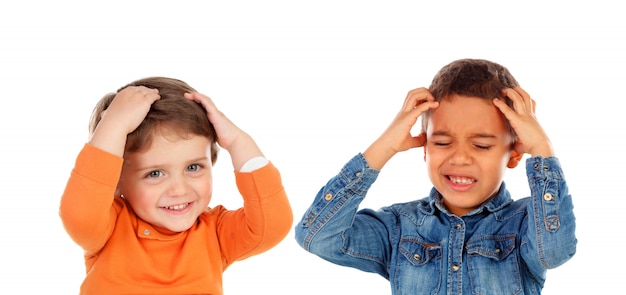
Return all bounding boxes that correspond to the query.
[239,156,270,172]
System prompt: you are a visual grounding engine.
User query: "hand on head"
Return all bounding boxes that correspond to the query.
[381,88,440,152]
[493,87,555,158]
[363,87,439,169]
[89,86,161,157]
[107,86,161,134]
[184,92,264,171]
[183,92,244,150]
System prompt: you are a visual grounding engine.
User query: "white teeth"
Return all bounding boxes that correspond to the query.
[164,203,189,210]
[449,176,475,184]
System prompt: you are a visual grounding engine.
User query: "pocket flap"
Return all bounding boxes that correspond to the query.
[399,237,442,266]
[466,234,516,261]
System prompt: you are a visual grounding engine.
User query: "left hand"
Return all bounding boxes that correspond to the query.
[184,92,243,149]
[184,92,264,170]
[493,87,555,157]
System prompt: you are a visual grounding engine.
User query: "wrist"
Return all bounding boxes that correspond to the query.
[363,141,397,170]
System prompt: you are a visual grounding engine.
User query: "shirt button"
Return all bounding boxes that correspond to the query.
[455,224,462,229]
[143,229,150,236]
[324,193,333,201]
[413,254,421,261]
[543,193,554,201]
[355,172,362,177]
[451,264,460,271]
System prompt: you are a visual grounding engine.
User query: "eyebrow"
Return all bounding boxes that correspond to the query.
[430,130,497,139]
[131,156,209,171]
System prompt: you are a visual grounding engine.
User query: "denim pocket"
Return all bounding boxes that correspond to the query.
[467,234,522,295]
[395,236,442,294]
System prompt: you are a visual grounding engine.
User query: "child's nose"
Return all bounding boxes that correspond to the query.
[449,146,472,165]
[166,175,189,197]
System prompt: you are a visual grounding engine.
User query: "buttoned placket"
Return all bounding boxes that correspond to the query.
[447,216,465,294]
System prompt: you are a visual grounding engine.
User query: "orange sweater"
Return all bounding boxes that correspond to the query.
[60,144,293,295]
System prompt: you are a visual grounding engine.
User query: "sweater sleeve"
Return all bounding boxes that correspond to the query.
[217,162,293,264]
[59,143,124,253]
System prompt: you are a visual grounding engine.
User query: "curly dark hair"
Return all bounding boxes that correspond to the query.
[421,58,519,141]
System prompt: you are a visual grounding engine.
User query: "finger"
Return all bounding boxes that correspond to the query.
[512,87,533,111]
[502,88,527,114]
[185,92,218,114]
[513,86,530,99]
[130,86,160,103]
[493,98,517,120]
[411,100,439,116]
[146,89,161,102]
[403,87,434,112]
[132,86,159,96]
[184,92,205,104]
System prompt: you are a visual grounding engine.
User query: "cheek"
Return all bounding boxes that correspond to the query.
[496,149,513,165]
[124,183,159,207]
[424,147,444,164]
[483,152,511,176]
[424,150,442,176]
[193,177,213,201]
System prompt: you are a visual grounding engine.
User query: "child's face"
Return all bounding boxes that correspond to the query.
[117,127,213,232]
[425,94,515,216]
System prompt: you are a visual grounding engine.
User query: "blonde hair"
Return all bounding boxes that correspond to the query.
[89,77,219,164]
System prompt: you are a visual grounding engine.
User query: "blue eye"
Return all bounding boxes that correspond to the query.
[147,170,163,178]
[187,164,201,172]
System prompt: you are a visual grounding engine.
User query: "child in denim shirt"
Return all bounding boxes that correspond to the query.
[295,59,576,294]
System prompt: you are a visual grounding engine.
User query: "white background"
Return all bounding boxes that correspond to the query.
[1,0,624,294]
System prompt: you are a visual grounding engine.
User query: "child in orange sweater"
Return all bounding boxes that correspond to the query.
[60,77,293,294]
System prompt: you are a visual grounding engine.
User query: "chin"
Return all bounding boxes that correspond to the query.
[155,220,195,233]
[170,223,194,232]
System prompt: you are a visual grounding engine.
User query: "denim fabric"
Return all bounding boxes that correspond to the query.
[295,153,576,295]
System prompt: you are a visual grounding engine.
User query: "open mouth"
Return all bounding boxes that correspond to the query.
[161,202,192,211]
[447,176,476,184]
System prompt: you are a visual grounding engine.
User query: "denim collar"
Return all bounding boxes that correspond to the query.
[428,182,514,217]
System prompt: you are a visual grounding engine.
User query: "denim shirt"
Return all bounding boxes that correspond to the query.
[295,153,576,295]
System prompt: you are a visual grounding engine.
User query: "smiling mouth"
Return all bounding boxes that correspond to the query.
[448,176,476,184]
[161,202,191,211]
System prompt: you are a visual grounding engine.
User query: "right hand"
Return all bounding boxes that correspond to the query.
[100,86,161,135]
[363,87,439,169]
[89,86,160,156]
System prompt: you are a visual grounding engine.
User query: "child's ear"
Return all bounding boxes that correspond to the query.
[115,181,123,198]
[507,150,523,168]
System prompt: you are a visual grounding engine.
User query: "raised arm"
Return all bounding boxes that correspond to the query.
[90,86,161,157]
[494,87,576,271]
[60,86,160,252]
[364,87,438,169]
[184,92,292,261]
[184,92,263,171]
